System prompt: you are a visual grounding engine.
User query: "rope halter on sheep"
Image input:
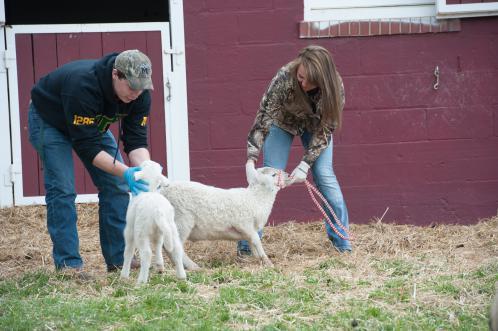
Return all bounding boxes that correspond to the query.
[276,170,286,189]
[304,179,354,241]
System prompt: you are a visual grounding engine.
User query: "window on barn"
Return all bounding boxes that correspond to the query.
[435,0,498,19]
[304,0,437,21]
[4,0,169,25]
[300,0,498,38]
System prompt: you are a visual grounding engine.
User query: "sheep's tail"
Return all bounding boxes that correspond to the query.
[155,210,175,252]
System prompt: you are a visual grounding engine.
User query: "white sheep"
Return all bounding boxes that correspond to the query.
[160,164,289,269]
[120,160,186,284]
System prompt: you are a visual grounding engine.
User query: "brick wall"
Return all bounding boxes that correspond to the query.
[183,0,498,225]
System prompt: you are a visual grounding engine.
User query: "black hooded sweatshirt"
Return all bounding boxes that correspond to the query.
[31,52,150,164]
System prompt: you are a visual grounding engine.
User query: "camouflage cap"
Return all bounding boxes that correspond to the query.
[114,50,153,90]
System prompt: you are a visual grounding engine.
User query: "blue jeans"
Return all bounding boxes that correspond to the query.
[238,125,352,252]
[28,103,130,269]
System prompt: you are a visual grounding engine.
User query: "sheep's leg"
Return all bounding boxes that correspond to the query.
[165,245,199,271]
[182,252,201,271]
[248,242,260,257]
[120,227,135,279]
[176,227,200,271]
[154,236,165,273]
[137,239,152,284]
[169,237,187,279]
[248,231,273,267]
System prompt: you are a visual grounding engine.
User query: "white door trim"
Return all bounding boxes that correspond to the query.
[5,20,189,206]
[0,26,14,208]
[167,0,190,182]
[0,0,4,24]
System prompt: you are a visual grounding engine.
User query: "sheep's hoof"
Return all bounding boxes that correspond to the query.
[136,279,148,285]
[184,261,201,270]
[263,260,274,267]
[186,265,201,271]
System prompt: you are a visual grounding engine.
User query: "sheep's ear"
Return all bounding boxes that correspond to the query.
[160,174,170,187]
[246,162,258,185]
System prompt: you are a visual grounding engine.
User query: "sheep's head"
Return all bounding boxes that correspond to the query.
[134,160,170,192]
[248,166,290,191]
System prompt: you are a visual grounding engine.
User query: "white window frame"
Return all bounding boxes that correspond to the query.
[0,1,4,24]
[304,0,498,21]
[304,0,437,21]
[436,0,498,19]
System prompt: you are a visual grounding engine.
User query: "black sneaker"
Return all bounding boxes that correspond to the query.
[58,267,93,281]
[333,245,352,253]
[107,257,140,272]
[237,249,253,257]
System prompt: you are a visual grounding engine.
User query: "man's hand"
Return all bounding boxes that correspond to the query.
[246,159,257,185]
[123,167,149,196]
[289,161,310,185]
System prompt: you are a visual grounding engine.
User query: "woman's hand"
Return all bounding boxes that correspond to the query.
[289,161,310,185]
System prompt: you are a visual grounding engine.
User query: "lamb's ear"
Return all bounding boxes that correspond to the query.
[134,170,145,181]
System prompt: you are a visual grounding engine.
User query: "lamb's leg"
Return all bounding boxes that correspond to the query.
[169,237,187,279]
[248,231,273,267]
[154,236,165,273]
[137,239,152,284]
[120,227,135,279]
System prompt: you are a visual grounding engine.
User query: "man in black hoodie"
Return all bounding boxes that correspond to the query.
[28,49,154,274]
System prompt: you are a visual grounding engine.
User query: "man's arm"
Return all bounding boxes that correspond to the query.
[128,147,150,167]
[92,151,128,177]
[92,147,150,176]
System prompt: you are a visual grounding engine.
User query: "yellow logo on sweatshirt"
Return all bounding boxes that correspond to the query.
[141,116,148,126]
[73,115,95,125]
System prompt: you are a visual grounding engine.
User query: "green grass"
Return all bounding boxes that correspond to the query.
[1,260,496,330]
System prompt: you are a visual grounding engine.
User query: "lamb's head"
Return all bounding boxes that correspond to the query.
[247,166,290,192]
[134,160,170,192]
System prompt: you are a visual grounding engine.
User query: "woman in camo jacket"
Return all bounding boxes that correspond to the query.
[238,45,352,254]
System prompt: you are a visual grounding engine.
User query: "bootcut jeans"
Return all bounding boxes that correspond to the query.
[28,103,130,270]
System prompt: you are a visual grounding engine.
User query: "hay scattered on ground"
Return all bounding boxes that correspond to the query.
[0,204,497,281]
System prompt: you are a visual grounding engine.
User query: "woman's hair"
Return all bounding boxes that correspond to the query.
[287,45,343,130]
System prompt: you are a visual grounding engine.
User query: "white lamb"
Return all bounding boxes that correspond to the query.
[121,160,186,284]
[160,163,289,269]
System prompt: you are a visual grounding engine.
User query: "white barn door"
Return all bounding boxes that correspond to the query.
[3,20,189,206]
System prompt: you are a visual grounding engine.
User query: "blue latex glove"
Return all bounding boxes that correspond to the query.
[123,167,149,196]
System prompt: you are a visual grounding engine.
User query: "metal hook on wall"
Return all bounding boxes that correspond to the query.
[433,65,440,90]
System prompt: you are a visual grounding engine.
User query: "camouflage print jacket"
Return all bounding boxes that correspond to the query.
[247,64,345,167]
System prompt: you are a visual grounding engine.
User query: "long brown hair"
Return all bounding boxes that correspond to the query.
[286,45,343,130]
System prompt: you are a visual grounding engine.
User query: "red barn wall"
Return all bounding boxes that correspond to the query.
[183,1,498,225]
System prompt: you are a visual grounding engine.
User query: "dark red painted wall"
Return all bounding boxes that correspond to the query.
[183,1,498,225]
